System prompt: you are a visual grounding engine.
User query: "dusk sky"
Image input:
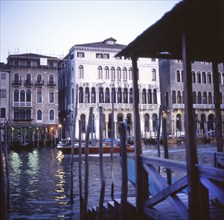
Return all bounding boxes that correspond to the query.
[1,0,180,63]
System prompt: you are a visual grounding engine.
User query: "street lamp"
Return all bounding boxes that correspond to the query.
[58,124,62,140]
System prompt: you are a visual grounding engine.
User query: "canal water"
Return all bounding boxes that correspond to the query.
[8,144,217,219]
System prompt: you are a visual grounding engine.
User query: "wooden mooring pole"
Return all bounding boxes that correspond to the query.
[98,106,106,220]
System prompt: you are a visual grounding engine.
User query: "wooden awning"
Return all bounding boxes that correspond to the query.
[116,1,224,63]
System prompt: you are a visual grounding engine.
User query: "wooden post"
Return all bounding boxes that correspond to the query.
[182,30,200,220]
[98,106,106,220]
[78,120,84,220]
[162,116,172,185]
[119,122,127,220]
[131,56,144,217]
[84,107,93,219]
[212,61,223,153]
[156,105,162,172]
[111,89,115,199]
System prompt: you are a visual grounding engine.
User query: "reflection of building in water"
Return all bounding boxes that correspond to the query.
[159,59,224,138]
[58,38,160,141]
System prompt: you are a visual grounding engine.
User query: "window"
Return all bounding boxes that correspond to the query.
[152,114,158,131]
[79,87,83,103]
[144,114,149,132]
[142,89,146,104]
[105,66,109,79]
[123,68,127,80]
[37,90,42,103]
[176,70,181,82]
[14,90,19,102]
[91,88,96,103]
[37,110,42,121]
[129,88,133,103]
[123,88,128,103]
[49,110,54,120]
[208,92,212,104]
[148,89,152,104]
[202,72,206,83]
[79,65,84,78]
[103,54,109,59]
[172,91,176,104]
[111,67,115,80]
[207,72,212,84]
[128,68,132,80]
[96,53,103,58]
[197,71,201,83]
[85,88,89,103]
[176,114,182,131]
[203,92,207,104]
[1,73,6,80]
[26,74,32,84]
[77,52,85,58]
[14,73,19,82]
[26,90,31,102]
[153,89,157,104]
[49,90,54,103]
[98,66,103,79]
[198,92,202,104]
[80,114,86,132]
[117,67,121,80]
[37,74,42,82]
[117,88,122,103]
[49,74,54,83]
[0,108,6,118]
[20,90,25,102]
[192,71,196,83]
[0,89,6,98]
[152,69,156,81]
[99,87,104,103]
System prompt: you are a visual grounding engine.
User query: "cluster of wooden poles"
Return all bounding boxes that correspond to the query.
[0,122,10,220]
[69,105,129,220]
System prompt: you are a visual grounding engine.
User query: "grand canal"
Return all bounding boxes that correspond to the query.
[8,143,217,219]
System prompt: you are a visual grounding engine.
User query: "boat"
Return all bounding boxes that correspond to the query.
[56,139,134,154]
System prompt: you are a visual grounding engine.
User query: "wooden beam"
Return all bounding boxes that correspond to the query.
[182,30,200,220]
[131,56,143,217]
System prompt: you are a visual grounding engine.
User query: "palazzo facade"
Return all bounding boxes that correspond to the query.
[58,38,160,142]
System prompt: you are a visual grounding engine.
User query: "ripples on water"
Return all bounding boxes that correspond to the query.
[8,144,216,219]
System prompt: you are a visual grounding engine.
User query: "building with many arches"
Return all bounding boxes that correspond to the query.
[58,38,160,142]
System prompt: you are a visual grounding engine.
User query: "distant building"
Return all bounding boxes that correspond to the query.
[59,38,160,142]
[7,53,59,145]
[159,59,224,139]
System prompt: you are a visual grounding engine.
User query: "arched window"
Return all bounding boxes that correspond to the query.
[142,89,146,104]
[144,114,149,132]
[37,110,42,120]
[98,66,103,79]
[79,87,83,103]
[26,90,31,102]
[177,91,181,103]
[152,69,156,81]
[111,67,115,80]
[165,92,169,107]
[117,88,122,103]
[79,65,84,78]
[49,110,54,120]
[85,88,89,103]
[117,67,121,80]
[91,88,96,103]
[14,73,19,82]
[20,109,25,120]
[37,74,42,82]
[129,88,133,103]
[123,88,128,103]
[148,89,152,104]
[208,92,212,104]
[200,114,206,134]
[181,70,184,82]
[208,114,215,131]
[152,114,158,131]
[49,90,54,103]
[172,91,177,104]
[20,90,25,102]
[37,90,42,103]
[123,68,127,80]
[198,92,202,104]
[153,89,157,104]
[105,66,109,79]
[192,71,196,83]
[176,114,182,131]
[14,90,19,102]
[207,72,212,84]
[99,87,104,103]
[176,70,181,82]
[202,72,206,83]
[105,88,110,103]
[128,68,132,80]
[203,92,207,104]
[197,71,201,83]
[49,74,54,83]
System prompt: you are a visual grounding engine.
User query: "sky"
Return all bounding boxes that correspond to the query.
[0,0,181,63]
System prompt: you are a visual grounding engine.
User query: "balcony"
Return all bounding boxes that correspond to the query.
[13,102,32,107]
[47,81,56,87]
[12,80,22,86]
[24,80,33,87]
[35,80,44,87]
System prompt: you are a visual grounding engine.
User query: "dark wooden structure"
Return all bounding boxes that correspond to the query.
[114,1,224,219]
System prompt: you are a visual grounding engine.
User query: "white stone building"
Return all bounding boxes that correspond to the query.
[59,38,160,142]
